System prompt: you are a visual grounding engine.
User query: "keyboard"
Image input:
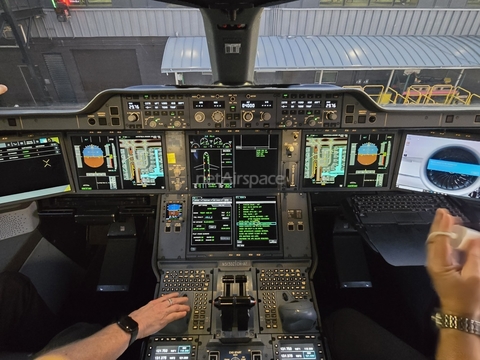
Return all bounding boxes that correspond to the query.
[348,193,469,225]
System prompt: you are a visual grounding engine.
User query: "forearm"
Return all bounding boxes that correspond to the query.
[436,329,480,360]
[35,323,130,360]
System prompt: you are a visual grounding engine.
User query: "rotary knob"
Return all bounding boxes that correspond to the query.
[194,111,206,123]
[173,120,182,128]
[309,119,316,126]
[212,111,224,123]
[285,119,293,127]
[243,111,254,122]
[127,113,139,122]
[326,111,338,121]
[261,112,271,121]
[149,120,157,128]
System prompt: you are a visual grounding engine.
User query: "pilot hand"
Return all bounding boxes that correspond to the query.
[0,84,7,95]
[128,292,190,339]
[427,208,480,320]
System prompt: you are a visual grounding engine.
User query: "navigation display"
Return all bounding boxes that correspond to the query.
[303,132,395,189]
[0,134,71,205]
[71,134,166,191]
[396,133,480,199]
[189,134,279,189]
[190,195,279,253]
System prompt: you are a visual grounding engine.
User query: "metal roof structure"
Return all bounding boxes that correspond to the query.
[161,35,480,73]
[27,8,480,38]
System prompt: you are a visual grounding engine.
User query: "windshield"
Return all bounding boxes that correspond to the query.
[1,0,480,109]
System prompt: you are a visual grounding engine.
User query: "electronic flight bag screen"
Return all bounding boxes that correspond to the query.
[70,134,166,190]
[0,134,72,206]
[396,132,480,199]
[303,132,395,189]
[190,195,279,253]
[188,134,279,189]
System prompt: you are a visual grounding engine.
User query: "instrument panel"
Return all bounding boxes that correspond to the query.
[2,85,480,360]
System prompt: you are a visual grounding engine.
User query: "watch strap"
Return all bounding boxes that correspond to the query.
[432,312,480,336]
[117,315,139,346]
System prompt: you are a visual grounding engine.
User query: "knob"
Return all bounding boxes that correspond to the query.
[261,112,271,121]
[286,145,294,153]
[285,119,293,127]
[326,111,338,121]
[173,120,182,128]
[243,111,254,122]
[149,121,157,128]
[309,119,316,126]
[194,112,206,123]
[212,111,224,123]
[127,113,139,122]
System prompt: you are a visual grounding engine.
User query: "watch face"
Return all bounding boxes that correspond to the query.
[118,315,138,333]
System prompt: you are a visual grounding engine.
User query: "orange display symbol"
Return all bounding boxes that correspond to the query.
[83,144,105,168]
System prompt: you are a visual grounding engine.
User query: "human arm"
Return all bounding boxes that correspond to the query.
[35,292,190,360]
[426,209,480,360]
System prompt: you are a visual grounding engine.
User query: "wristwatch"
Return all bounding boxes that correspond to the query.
[432,311,480,335]
[117,315,139,346]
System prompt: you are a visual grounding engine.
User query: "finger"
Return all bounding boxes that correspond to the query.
[429,208,451,233]
[427,209,454,270]
[169,304,190,313]
[461,239,480,278]
[161,292,180,299]
[0,84,7,95]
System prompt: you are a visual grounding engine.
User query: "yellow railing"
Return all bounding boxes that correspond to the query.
[343,84,480,106]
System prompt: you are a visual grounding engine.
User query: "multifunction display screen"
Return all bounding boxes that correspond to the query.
[303,133,395,189]
[153,345,191,360]
[396,133,480,199]
[190,195,279,252]
[189,134,279,189]
[71,134,166,191]
[0,135,71,205]
[278,344,316,360]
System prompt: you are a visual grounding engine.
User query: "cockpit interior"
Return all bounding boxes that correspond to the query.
[2,0,480,359]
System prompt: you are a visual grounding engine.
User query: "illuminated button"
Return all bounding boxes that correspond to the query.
[345,116,353,123]
[111,117,120,125]
[358,115,366,124]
